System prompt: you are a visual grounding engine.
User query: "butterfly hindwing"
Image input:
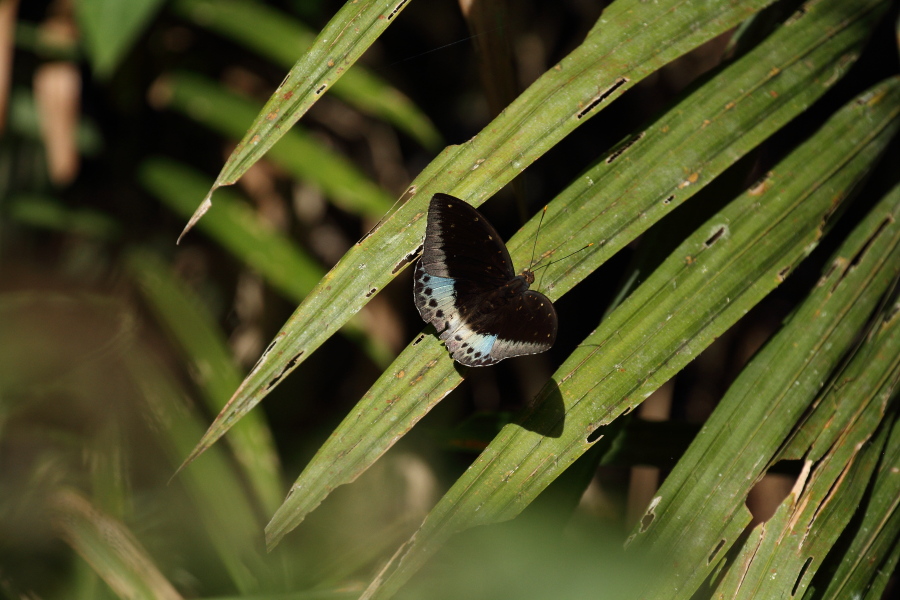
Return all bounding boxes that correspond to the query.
[414,194,558,367]
[467,290,557,363]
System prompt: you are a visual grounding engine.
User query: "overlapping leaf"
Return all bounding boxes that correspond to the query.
[717,309,900,597]
[179,0,414,239]
[171,0,441,150]
[264,0,890,548]
[359,77,900,599]
[183,0,782,479]
[631,181,900,600]
[814,410,900,599]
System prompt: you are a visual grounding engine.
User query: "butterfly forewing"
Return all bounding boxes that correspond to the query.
[416,193,515,285]
[414,194,558,367]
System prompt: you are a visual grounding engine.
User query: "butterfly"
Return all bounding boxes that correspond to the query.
[414,193,558,366]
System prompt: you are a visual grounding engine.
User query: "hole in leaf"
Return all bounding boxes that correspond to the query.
[388,0,409,20]
[639,496,661,532]
[785,6,808,25]
[886,302,900,323]
[847,217,890,272]
[746,461,801,525]
[265,352,304,390]
[605,132,644,163]
[792,556,813,596]
[708,539,726,565]
[704,226,726,247]
[577,77,627,119]
[777,265,791,281]
[818,259,840,286]
[393,247,422,274]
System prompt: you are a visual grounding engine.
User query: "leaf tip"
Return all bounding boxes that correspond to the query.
[176,194,213,244]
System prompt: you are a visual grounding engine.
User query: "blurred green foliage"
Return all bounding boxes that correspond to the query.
[1,1,899,599]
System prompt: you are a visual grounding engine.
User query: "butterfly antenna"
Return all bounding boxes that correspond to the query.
[535,243,594,291]
[357,186,416,244]
[529,205,549,271]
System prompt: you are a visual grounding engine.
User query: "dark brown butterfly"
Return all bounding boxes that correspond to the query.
[414,193,557,366]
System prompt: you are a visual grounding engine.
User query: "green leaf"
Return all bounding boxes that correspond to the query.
[358,77,900,600]
[124,248,283,515]
[178,0,413,240]
[630,180,900,600]
[190,0,783,484]
[73,0,166,77]
[814,411,900,599]
[163,72,395,220]
[52,489,182,600]
[139,157,393,369]
[171,0,442,150]
[710,276,900,598]
[263,0,889,548]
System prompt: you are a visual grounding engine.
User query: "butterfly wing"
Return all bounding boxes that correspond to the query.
[443,288,557,366]
[414,194,557,366]
[467,289,557,364]
[415,193,515,285]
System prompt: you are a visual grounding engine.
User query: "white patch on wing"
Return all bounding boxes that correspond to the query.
[489,337,550,361]
[441,317,498,366]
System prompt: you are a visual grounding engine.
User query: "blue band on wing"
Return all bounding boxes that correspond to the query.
[423,274,455,298]
[442,317,498,365]
[415,272,458,332]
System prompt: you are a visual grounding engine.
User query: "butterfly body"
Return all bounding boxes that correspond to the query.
[414,194,557,367]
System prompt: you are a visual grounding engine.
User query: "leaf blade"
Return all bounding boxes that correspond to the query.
[202,0,783,483]
[359,76,900,600]
[179,0,413,239]
[264,0,890,547]
[171,0,442,150]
